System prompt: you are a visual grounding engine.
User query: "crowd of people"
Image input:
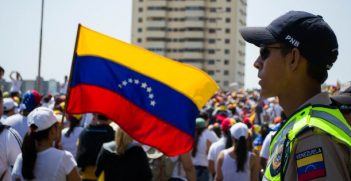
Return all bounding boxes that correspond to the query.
[1,10,351,181]
[0,72,349,181]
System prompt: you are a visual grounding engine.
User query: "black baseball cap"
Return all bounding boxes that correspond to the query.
[240,11,338,70]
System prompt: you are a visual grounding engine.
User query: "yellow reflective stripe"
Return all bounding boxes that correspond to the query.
[310,110,351,147]
[76,25,218,109]
[311,110,351,138]
[296,154,323,167]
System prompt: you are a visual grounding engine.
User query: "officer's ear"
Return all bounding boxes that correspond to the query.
[287,48,303,71]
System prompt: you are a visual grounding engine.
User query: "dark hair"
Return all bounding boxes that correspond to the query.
[192,127,205,157]
[0,66,4,73]
[306,61,328,83]
[224,129,233,149]
[280,44,333,84]
[235,136,247,172]
[22,123,56,179]
[97,114,108,121]
[64,116,80,137]
[198,111,209,121]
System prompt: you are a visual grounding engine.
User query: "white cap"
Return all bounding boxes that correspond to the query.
[27,107,58,132]
[3,98,18,111]
[230,122,248,140]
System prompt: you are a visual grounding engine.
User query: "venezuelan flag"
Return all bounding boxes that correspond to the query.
[66,25,218,156]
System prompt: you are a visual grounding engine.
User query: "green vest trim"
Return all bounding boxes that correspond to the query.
[263,105,351,181]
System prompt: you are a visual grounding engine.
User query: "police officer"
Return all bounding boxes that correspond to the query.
[331,84,351,125]
[240,11,351,180]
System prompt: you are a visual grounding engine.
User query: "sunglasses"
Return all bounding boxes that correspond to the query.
[259,46,287,60]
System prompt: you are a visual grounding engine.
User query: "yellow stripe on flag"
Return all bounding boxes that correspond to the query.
[76,25,218,109]
[297,154,323,167]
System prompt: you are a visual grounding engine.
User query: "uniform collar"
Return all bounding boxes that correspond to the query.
[299,92,332,108]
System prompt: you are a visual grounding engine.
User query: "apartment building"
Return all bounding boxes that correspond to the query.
[132,0,247,90]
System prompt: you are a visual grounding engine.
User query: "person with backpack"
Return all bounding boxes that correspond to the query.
[95,127,152,181]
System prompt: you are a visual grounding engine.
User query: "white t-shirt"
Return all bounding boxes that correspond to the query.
[208,137,226,169]
[221,149,251,181]
[60,82,68,95]
[10,80,22,93]
[170,156,187,181]
[260,131,276,159]
[192,129,218,166]
[12,148,77,181]
[0,127,22,181]
[3,114,28,139]
[61,127,84,158]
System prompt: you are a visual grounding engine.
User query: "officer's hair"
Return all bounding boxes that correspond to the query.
[279,46,328,84]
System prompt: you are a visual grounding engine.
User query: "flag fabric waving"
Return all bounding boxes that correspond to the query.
[66,25,219,156]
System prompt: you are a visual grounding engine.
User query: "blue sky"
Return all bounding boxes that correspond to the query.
[0,0,350,88]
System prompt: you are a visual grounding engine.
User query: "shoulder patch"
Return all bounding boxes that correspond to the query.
[295,147,326,181]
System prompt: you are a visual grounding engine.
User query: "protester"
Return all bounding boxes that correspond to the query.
[9,71,23,97]
[2,97,18,120]
[0,66,4,91]
[76,113,114,181]
[11,107,80,180]
[169,151,196,181]
[240,10,351,180]
[192,117,218,181]
[0,66,4,80]
[61,114,84,158]
[3,90,41,139]
[208,119,233,178]
[0,89,22,181]
[60,75,69,95]
[215,122,259,181]
[95,127,152,181]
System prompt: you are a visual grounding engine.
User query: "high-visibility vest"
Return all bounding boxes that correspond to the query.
[263,105,351,181]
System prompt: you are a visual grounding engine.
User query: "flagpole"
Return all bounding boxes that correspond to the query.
[55,24,82,149]
[65,24,82,113]
[37,0,45,92]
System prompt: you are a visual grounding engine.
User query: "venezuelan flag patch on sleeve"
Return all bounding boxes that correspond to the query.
[295,147,326,181]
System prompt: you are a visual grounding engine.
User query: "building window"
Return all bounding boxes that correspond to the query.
[209,8,216,12]
[139,8,143,12]
[225,39,230,44]
[208,70,215,75]
[223,81,229,86]
[224,70,229,75]
[208,28,216,33]
[225,49,230,54]
[208,39,216,44]
[208,49,215,54]
[226,7,231,12]
[225,28,230,33]
[137,38,142,43]
[138,18,143,23]
[224,60,229,65]
[226,18,231,23]
[138,28,142,33]
[208,60,215,65]
[227,0,231,2]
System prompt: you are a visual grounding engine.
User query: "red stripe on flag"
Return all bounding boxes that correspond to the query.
[67,84,194,156]
[298,168,326,181]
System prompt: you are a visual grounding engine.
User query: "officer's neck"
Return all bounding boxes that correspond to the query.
[279,82,321,117]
